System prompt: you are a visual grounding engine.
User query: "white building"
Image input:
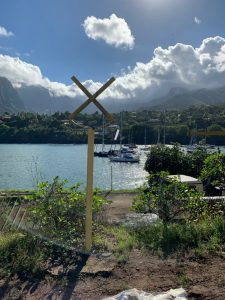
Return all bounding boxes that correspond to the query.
[168,175,203,192]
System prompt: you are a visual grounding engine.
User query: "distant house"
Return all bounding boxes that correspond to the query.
[0,115,12,121]
[168,175,203,192]
[149,119,160,123]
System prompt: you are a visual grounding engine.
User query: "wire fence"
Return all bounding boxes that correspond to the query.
[0,192,107,252]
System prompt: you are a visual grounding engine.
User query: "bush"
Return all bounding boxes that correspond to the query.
[132,172,204,223]
[133,216,225,256]
[26,176,109,249]
[145,144,188,175]
[187,145,209,177]
[0,232,44,277]
[144,144,210,177]
[200,153,225,194]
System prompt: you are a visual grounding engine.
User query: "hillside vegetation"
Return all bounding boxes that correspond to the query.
[1,104,225,144]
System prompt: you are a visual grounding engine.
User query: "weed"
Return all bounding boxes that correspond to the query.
[106,227,136,262]
[133,216,225,257]
[0,231,45,278]
[177,273,192,287]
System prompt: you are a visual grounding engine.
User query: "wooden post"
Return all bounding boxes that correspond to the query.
[70,75,115,252]
[85,127,95,251]
[110,165,113,191]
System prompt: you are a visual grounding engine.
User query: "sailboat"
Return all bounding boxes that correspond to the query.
[109,112,140,163]
[94,115,117,157]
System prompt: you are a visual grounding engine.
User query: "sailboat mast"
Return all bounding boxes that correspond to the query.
[144,128,147,145]
[163,110,166,145]
[102,115,105,152]
[157,127,160,144]
[120,112,123,151]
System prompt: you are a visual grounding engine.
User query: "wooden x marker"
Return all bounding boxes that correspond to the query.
[70,76,115,123]
[69,74,115,252]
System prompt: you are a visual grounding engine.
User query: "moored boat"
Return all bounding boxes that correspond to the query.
[109,152,140,163]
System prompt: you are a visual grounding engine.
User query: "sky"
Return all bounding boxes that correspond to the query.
[1,0,225,106]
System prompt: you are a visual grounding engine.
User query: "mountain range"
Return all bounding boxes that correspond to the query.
[144,86,225,110]
[17,85,82,114]
[1,76,225,114]
[0,77,25,114]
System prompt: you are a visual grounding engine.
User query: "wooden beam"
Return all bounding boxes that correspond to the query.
[70,76,115,122]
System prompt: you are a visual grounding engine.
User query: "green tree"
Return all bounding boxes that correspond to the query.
[188,145,209,177]
[145,144,188,175]
[200,153,225,195]
[133,172,204,223]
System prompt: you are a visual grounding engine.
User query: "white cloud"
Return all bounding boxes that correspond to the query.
[0,26,14,37]
[214,45,225,72]
[1,36,225,106]
[194,16,201,24]
[0,54,82,97]
[83,14,135,50]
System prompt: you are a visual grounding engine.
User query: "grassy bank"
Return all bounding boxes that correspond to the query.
[1,216,225,279]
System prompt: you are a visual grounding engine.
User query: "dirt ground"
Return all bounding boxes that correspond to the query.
[104,192,137,223]
[1,192,225,299]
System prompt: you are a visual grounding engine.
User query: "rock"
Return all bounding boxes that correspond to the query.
[102,288,187,300]
[189,285,208,298]
[47,265,64,276]
[81,255,116,275]
[98,252,113,259]
[123,213,158,227]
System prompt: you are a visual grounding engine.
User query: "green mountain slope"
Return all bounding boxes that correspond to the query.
[0,77,25,113]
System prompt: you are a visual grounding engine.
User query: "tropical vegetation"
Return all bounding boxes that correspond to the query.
[1,103,225,144]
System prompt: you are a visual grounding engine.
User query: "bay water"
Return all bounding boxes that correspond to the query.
[0,144,148,190]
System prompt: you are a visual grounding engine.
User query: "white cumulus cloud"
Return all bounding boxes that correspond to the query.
[1,36,225,106]
[83,14,135,50]
[0,54,82,97]
[0,26,14,37]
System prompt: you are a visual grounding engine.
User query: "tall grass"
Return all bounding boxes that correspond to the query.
[133,217,225,257]
[106,227,136,262]
[0,232,45,277]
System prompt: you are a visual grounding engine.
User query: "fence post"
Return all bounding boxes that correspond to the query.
[85,127,95,252]
[110,165,113,191]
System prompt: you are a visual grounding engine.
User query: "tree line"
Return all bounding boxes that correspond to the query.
[1,104,225,144]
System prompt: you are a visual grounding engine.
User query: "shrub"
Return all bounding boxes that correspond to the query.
[187,145,209,177]
[132,172,204,223]
[200,153,225,192]
[145,144,188,175]
[26,176,109,249]
[0,232,44,277]
[144,144,210,177]
[133,216,225,256]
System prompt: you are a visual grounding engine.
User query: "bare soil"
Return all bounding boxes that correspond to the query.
[104,192,137,223]
[1,192,225,299]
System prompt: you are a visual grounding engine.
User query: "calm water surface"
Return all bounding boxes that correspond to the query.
[0,144,148,190]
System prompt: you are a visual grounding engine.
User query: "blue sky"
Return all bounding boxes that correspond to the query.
[1,0,225,105]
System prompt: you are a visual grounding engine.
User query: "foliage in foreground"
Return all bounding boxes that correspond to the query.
[133,216,225,257]
[26,176,110,249]
[105,227,136,262]
[200,152,225,195]
[132,172,205,223]
[131,169,225,258]
[0,177,111,277]
[0,231,85,279]
[0,232,45,277]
